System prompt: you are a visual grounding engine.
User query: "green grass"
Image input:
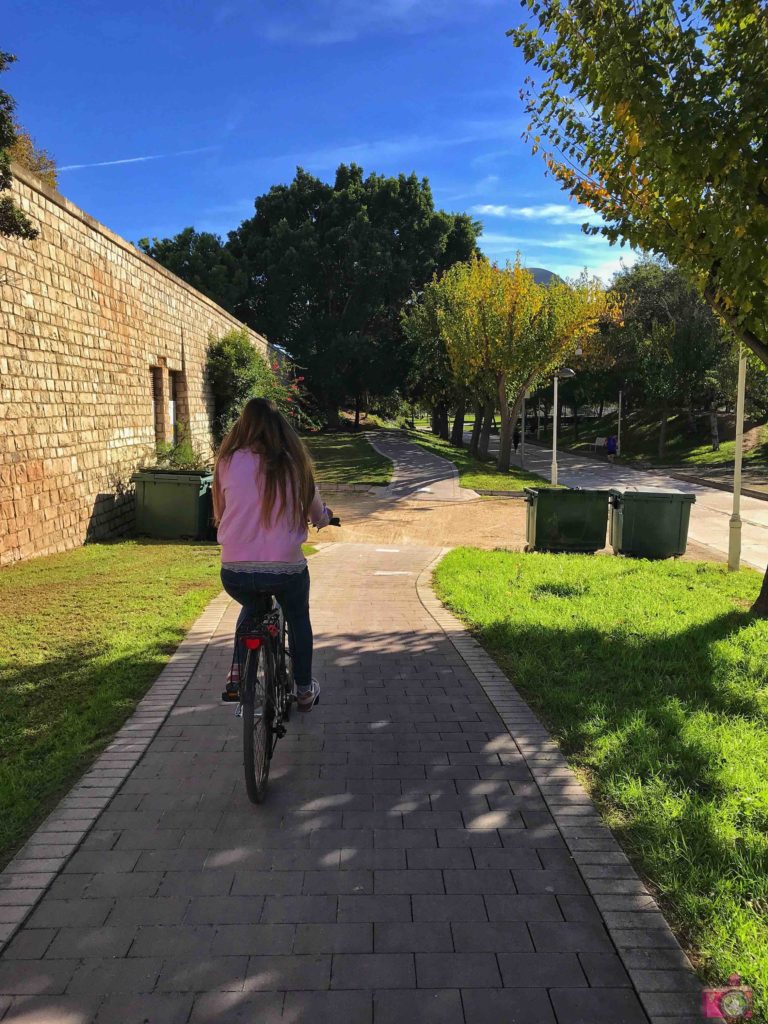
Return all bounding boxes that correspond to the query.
[536,412,768,469]
[0,540,226,865]
[434,548,768,1021]
[304,431,393,486]
[407,430,552,492]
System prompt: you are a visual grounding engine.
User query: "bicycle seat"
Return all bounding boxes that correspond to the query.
[236,593,273,634]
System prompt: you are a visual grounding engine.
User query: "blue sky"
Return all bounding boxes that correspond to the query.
[6,0,634,281]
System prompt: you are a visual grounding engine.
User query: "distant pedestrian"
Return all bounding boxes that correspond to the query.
[606,435,617,462]
[513,425,521,453]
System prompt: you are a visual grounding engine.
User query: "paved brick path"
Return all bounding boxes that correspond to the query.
[367,433,478,502]
[0,543,699,1023]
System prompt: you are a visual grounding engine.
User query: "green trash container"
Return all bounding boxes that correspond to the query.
[524,488,609,554]
[608,488,696,559]
[132,470,214,540]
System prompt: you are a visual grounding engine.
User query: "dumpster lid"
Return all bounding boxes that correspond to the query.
[131,470,213,481]
[609,486,696,502]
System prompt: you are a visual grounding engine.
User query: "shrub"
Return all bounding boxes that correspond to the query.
[155,423,210,471]
[206,329,290,444]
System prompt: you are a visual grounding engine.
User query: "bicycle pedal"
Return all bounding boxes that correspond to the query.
[275,724,287,738]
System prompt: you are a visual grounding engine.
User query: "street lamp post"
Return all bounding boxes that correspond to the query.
[551,368,575,486]
[617,388,623,457]
[521,394,526,469]
[728,344,747,571]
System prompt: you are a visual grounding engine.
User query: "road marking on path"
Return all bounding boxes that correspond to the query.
[375,548,400,552]
[373,571,414,576]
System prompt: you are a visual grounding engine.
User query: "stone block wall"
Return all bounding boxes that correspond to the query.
[0,165,269,565]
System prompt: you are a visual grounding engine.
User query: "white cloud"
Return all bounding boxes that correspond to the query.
[472,202,604,226]
[478,229,636,285]
[257,0,505,45]
[252,120,523,174]
[59,146,216,172]
[481,232,609,251]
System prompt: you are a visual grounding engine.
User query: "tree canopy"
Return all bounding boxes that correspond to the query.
[138,228,246,314]
[0,51,37,239]
[406,256,612,469]
[226,164,480,419]
[510,0,768,368]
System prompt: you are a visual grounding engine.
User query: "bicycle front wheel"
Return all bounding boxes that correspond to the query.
[242,645,274,804]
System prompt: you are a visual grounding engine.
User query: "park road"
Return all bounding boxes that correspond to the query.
[480,434,768,573]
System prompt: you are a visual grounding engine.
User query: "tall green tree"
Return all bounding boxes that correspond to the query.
[511,0,768,613]
[0,52,37,239]
[612,261,737,455]
[227,164,480,422]
[138,228,246,314]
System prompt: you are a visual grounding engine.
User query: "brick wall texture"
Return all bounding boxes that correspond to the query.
[0,165,268,565]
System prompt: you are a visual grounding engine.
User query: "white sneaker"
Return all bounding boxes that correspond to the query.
[297,679,321,712]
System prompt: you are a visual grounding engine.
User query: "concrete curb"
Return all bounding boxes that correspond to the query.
[474,489,529,498]
[415,551,704,1024]
[668,472,767,502]
[317,483,381,494]
[0,591,231,955]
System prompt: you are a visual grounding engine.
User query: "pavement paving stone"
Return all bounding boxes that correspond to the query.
[0,539,706,1021]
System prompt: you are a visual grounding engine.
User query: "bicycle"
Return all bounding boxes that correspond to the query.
[223,515,340,804]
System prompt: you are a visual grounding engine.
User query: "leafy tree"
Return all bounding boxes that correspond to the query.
[430,257,610,470]
[511,0,767,616]
[510,0,768,370]
[610,261,737,454]
[0,52,37,239]
[401,285,472,443]
[9,124,57,190]
[226,164,480,422]
[138,228,246,314]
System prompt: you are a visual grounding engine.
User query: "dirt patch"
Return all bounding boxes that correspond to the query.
[318,492,725,564]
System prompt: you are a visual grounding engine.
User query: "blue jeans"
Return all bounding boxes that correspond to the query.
[220,567,313,694]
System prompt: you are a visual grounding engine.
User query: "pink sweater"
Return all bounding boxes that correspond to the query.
[216,449,328,565]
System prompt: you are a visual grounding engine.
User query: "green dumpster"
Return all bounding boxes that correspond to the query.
[132,470,214,540]
[608,488,696,559]
[524,488,609,554]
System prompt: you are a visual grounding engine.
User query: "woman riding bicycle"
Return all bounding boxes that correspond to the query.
[212,397,329,712]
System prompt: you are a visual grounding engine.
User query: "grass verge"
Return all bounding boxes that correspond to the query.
[0,540,224,866]
[434,548,768,1020]
[407,430,552,492]
[304,431,393,486]
[0,539,320,865]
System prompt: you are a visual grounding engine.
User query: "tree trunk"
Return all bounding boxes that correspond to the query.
[573,404,580,441]
[685,405,696,434]
[450,399,466,447]
[478,398,494,459]
[658,404,668,459]
[354,396,361,429]
[598,399,604,420]
[496,376,513,471]
[752,567,768,617]
[326,404,340,429]
[709,406,720,451]
[469,402,483,457]
[435,401,450,441]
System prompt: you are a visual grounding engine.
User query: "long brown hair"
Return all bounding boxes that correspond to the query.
[213,398,315,529]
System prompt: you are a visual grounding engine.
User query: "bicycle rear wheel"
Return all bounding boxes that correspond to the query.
[242,645,274,804]
[280,613,295,722]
